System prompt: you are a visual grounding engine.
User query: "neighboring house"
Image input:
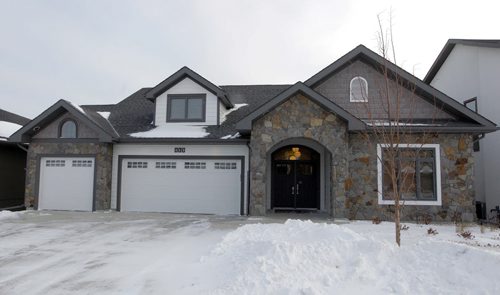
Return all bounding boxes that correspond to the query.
[424,39,500,219]
[0,108,30,209]
[9,45,497,221]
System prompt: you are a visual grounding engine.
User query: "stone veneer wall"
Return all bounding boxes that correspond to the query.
[249,94,349,216]
[346,134,476,222]
[25,142,113,210]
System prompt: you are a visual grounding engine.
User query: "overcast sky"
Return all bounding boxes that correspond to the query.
[1,0,499,118]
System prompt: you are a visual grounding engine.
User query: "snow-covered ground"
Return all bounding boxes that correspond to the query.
[1,211,499,295]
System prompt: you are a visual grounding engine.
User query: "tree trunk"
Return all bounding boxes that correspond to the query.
[395,200,401,246]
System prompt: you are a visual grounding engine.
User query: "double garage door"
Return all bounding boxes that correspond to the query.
[119,157,243,215]
[37,156,243,215]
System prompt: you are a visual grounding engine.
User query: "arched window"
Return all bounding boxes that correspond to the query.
[59,120,77,138]
[350,76,368,102]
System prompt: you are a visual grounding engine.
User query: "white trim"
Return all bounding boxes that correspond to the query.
[349,76,368,102]
[377,143,442,206]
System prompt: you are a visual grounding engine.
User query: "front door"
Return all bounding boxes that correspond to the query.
[271,145,320,210]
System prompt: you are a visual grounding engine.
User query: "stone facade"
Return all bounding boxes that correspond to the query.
[249,93,349,216]
[25,142,113,210]
[346,134,476,222]
[248,92,476,222]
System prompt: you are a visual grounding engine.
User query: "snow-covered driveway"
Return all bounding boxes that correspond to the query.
[1,211,500,294]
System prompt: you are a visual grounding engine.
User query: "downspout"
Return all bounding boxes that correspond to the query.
[246,140,252,216]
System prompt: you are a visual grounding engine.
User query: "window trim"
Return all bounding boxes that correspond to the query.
[58,119,78,138]
[349,76,368,102]
[377,143,442,206]
[166,94,206,122]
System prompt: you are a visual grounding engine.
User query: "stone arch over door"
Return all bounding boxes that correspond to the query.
[266,138,331,212]
[249,93,349,217]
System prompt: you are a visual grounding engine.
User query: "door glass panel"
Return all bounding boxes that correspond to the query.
[275,163,292,176]
[272,146,318,161]
[298,163,313,176]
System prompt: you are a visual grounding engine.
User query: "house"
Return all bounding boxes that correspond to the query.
[424,39,500,219]
[9,45,497,221]
[0,108,30,209]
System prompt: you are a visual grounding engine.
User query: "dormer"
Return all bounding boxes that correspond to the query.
[145,67,233,126]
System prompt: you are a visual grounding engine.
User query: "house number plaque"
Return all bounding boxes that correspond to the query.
[174,147,186,153]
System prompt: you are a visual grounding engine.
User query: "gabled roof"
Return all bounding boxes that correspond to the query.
[424,39,500,83]
[145,66,233,108]
[304,44,496,130]
[9,99,119,143]
[236,82,366,132]
[0,109,30,126]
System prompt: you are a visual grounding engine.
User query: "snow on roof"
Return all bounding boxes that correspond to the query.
[221,132,241,139]
[128,125,209,138]
[97,111,111,120]
[0,121,23,140]
[364,120,443,127]
[221,103,248,124]
[67,100,86,114]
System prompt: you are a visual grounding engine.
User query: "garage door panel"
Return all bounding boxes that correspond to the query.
[120,158,241,214]
[39,157,94,211]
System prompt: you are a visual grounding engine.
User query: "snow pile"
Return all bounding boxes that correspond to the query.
[0,121,23,140]
[0,210,21,221]
[199,220,500,294]
[128,125,209,138]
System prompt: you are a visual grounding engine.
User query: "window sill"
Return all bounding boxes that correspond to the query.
[378,198,442,206]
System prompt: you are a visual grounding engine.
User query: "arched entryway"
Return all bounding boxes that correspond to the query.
[271,145,320,210]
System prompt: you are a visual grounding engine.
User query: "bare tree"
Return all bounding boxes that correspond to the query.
[356,12,438,246]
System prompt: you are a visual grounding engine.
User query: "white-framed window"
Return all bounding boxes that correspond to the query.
[155,161,176,169]
[377,144,442,206]
[184,162,206,169]
[72,160,93,167]
[46,159,65,167]
[127,161,148,168]
[214,162,237,170]
[350,76,368,102]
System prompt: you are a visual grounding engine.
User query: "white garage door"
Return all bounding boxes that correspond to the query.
[38,157,95,211]
[120,158,242,215]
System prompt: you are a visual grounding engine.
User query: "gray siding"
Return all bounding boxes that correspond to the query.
[314,60,454,120]
[33,112,100,139]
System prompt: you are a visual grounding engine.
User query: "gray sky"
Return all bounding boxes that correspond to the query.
[1,0,499,118]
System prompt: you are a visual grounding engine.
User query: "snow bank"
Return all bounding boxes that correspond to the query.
[199,220,500,294]
[0,121,22,139]
[128,125,209,138]
[0,210,21,221]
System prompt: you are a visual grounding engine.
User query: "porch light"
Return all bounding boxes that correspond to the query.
[289,147,301,160]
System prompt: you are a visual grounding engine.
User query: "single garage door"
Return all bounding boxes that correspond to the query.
[38,157,95,211]
[120,158,242,215]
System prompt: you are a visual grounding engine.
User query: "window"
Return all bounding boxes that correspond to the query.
[127,161,148,168]
[167,94,206,122]
[184,162,206,169]
[59,120,77,138]
[214,162,237,170]
[377,144,441,206]
[72,160,93,167]
[155,161,176,169]
[463,97,478,113]
[46,159,65,167]
[350,76,368,102]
